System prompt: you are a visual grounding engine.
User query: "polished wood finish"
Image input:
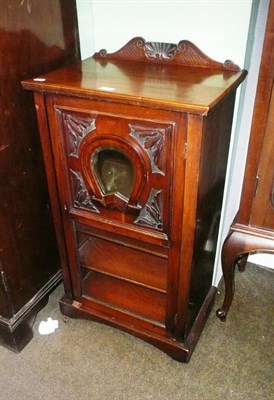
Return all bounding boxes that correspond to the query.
[0,0,80,352]
[23,38,246,362]
[216,0,274,321]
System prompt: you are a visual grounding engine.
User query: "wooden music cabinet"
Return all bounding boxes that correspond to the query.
[0,0,80,352]
[22,38,246,362]
[216,0,274,321]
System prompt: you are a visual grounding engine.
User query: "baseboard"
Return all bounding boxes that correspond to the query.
[59,285,217,363]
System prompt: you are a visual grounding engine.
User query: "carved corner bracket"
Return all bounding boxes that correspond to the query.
[93,37,240,71]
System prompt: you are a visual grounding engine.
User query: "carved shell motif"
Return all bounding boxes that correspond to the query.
[145,41,178,61]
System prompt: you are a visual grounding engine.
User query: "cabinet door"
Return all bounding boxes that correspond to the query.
[46,95,186,327]
[250,85,274,231]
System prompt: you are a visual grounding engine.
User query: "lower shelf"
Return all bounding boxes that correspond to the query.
[59,286,216,363]
[82,269,166,324]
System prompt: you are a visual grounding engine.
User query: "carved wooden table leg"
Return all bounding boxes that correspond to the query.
[216,231,246,321]
[216,228,274,321]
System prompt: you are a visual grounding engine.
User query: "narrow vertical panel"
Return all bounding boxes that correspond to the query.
[175,114,204,337]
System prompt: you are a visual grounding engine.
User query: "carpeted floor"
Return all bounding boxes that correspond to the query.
[0,262,273,400]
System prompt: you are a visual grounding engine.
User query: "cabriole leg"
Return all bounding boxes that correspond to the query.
[216,229,274,321]
[216,231,246,321]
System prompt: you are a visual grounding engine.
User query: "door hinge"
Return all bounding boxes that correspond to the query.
[0,270,9,293]
[184,142,188,160]
[254,175,260,197]
[174,313,179,326]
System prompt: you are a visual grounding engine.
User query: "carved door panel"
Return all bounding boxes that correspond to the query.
[250,85,274,231]
[50,97,179,237]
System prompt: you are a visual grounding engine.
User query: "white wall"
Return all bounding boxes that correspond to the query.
[76,0,95,59]
[76,0,252,65]
[76,0,272,283]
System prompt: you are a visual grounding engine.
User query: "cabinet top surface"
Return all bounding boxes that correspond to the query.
[22,38,247,115]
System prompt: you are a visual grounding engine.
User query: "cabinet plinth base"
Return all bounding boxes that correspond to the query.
[0,299,47,353]
[0,271,62,353]
[60,286,216,363]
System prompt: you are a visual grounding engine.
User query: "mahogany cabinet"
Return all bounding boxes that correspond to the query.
[0,0,80,352]
[23,38,246,362]
[216,0,274,321]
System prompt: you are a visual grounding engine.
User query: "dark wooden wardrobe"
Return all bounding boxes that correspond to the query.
[0,0,80,352]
